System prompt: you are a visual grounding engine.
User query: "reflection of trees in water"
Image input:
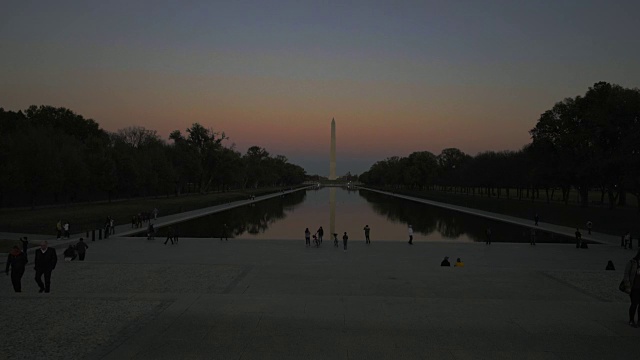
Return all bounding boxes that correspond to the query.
[358,189,573,243]
[217,191,306,237]
[155,191,306,238]
[358,190,438,235]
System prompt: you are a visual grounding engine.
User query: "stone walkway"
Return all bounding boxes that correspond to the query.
[0,187,306,254]
[1,188,639,359]
[362,187,625,246]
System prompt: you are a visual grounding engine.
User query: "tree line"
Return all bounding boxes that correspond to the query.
[0,105,306,207]
[359,82,640,210]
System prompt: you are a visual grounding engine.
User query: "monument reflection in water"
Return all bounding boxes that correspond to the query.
[151,187,574,243]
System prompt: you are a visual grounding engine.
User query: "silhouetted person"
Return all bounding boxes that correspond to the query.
[34,241,57,293]
[317,226,324,244]
[56,220,62,239]
[305,228,311,247]
[76,238,89,261]
[164,227,175,245]
[220,224,229,241]
[20,237,28,262]
[333,233,339,247]
[64,245,77,261]
[586,220,593,235]
[623,250,640,327]
[63,221,70,239]
[530,228,536,245]
[6,246,27,292]
[408,225,413,245]
[606,260,615,271]
[485,228,492,245]
[575,228,582,248]
[534,214,539,226]
[147,224,155,240]
[440,256,450,267]
[343,232,349,251]
[364,225,371,244]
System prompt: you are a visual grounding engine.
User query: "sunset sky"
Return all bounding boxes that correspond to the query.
[2,1,640,176]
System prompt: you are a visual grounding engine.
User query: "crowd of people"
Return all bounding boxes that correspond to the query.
[131,208,158,229]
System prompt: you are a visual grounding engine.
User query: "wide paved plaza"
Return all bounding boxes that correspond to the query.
[1,190,639,359]
[2,232,639,360]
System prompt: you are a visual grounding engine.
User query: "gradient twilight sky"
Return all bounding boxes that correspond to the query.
[2,1,640,176]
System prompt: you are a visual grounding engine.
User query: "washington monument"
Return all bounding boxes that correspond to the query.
[329,118,336,180]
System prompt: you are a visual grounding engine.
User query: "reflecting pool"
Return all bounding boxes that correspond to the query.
[147,187,577,243]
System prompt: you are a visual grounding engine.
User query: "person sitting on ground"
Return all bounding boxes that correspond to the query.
[440,256,450,267]
[606,260,615,271]
[63,245,77,261]
[454,258,465,267]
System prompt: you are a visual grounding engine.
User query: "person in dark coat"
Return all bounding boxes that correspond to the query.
[76,238,89,261]
[440,256,451,267]
[304,228,311,247]
[363,225,371,244]
[20,237,29,262]
[317,226,324,244]
[34,241,57,293]
[623,250,640,327]
[164,227,175,245]
[220,224,228,241]
[575,228,582,248]
[64,245,77,261]
[6,246,28,292]
[342,232,349,251]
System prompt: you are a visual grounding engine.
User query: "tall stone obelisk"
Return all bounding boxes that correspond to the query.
[329,118,336,180]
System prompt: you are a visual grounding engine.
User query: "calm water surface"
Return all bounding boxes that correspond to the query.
[151,187,575,243]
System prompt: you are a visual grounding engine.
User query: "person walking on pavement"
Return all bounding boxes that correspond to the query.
[164,227,175,245]
[6,245,28,292]
[34,241,57,293]
[575,228,582,249]
[364,225,371,244]
[333,233,339,247]
[408,225,413,245]
[63,221,70,239]
[534,213,539,226]
[623,250,640,327]
[485,228,492,245]
[317,226,324,244]
[586,220,593,235]
[220,223,229,241]
[342,232,349,252]
[76,238,89,261]
[305,228,311,247]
